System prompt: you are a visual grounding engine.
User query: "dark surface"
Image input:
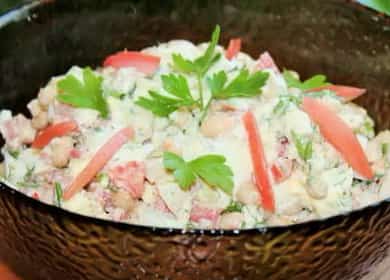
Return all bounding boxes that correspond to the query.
[0,0,389,279]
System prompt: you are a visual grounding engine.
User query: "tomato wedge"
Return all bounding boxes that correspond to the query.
[225,38,242,60]
[307,85,366,101]
[63,127,134,200]
[242,111,275,212]
[302,97,373,179]
[255,51,280,73]
[103,51,160,75]
[31,121,78,149]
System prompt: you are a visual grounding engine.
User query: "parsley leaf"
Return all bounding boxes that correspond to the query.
[172,25,221,108]
[172,25,221,76]
[57,67,109,118]
[291,131,313,162]
[222,201,244,214]
[54,182,63,207]
[163,152,234,194]
[135,74,197,117]
[208,69,269,99]
[163,152,196,189]
[283,70,330,91]
[7,149,20,159]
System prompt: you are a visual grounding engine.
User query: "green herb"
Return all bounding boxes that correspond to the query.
[172,25,221,107]
[17,166,39,188]
[359,119,375,137]
[54,182,63,207]
[7,149,20,159]
[199,68,269,122]
[163,152,234,195]
[291,131,313,162]
[222,201,243,214]
[382,143,389,157]
[108,90,126,100]
[136,74,197,117]
[57,67,109,118]
[283,70,330,91]
[273,95,302,115]
[207,69,269,99]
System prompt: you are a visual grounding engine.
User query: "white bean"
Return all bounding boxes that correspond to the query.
[111,190,136,213]
[200,113,234,138]
[235,180,260,206]
[50,136,73,168]
[32,111,49,130]
[218,212,244,229]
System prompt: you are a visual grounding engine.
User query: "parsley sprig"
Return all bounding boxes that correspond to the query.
[200,68,269,121]
[283,70,330,91]
[136,74,197,117]
[172,25,221,108]
[163,152,234,195]
[207,69,269,99]
[57,67,109,118]
[291,131,313,162]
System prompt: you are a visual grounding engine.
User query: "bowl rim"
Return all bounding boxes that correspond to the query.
[0,0,389,235]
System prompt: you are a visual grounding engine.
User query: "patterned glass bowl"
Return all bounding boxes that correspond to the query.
[0,0,389,279]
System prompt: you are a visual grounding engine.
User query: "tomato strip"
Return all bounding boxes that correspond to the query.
[307,85,366,101]
[225,38,242,60]
[31,121,78,149]
[103,51,160,75]
[302,97,373,179]
[63,127,134,200]
[242,111,275,212]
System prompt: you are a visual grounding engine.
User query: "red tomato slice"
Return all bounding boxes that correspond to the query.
[225,38,242,60]
[103,51,160,75]
[307,85,366,101]
[242,111,275,212]
[31,121,78,149]
[302,97,373,179]
[63,127,134,200]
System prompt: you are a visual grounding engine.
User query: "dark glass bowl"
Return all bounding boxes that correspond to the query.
[0,1,389,279]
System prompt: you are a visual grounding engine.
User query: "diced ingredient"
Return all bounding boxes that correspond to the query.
[108,161,146,199]
[307,85,366,101]
[103,51,160,75]
[32,121,77,149]
[63,127,134,200]
[190,204,220,225]
[0,114,36,149]
[242,111,275,212]
[225,38,241,60]
[302,97,373,179]
[255,51,279,73]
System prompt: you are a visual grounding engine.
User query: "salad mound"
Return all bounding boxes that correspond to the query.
[1,26,389,229]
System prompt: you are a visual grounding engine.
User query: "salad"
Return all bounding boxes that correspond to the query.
[0,26,389,229]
